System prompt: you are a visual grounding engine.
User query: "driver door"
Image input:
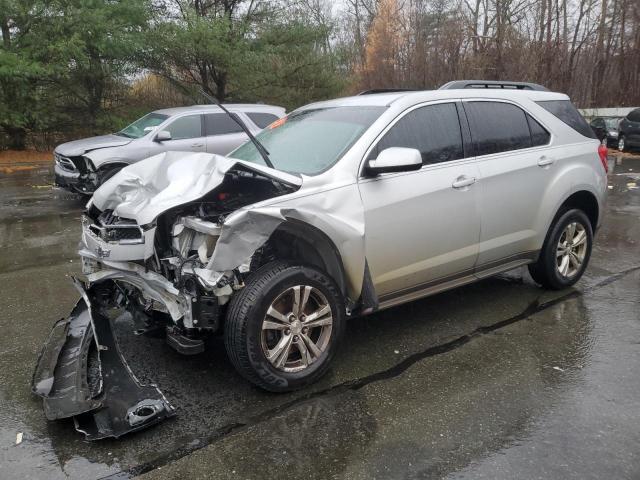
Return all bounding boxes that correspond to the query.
[158,114,207,153]
[358,102,481,299]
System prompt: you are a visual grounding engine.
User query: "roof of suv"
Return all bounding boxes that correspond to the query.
[299,89,569,111]
[153,104,285,116]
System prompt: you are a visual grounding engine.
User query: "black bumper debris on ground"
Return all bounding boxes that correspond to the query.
[32,282,174,440]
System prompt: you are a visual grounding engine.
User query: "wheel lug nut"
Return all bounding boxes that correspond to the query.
[302,327,308,334]
[293,335,299,341]
[285,329,291,335]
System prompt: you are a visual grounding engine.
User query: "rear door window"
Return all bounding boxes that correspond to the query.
[204,113,244,136]
[536,100,597,139]
[464,101,532,155]
[166,115,202,140]
[247,112,280,129]
[370,103,464,165]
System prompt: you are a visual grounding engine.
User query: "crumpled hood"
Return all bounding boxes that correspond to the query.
[91,151,302,225]
[55,134,132,157]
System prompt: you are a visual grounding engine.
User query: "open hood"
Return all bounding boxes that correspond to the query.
[55,134,132,157]
[91,151,303,225]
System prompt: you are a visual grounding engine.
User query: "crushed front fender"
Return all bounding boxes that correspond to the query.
[32,281,175,440]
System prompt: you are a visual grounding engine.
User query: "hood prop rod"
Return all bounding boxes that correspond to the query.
[199,89,275,169]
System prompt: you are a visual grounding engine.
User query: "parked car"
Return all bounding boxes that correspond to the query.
[35,80,607,439]
[53,104,285,194]
[618,108,640,152]
[590,116,622,147]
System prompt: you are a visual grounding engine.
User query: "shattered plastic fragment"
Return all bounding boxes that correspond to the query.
[73,305,174,440]
[32,300,103,420]
[32,281,174,440]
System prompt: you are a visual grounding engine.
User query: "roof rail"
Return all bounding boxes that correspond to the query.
[439,80,549,92]
[357,88,417,95]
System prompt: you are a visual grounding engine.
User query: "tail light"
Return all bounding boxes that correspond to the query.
[598,144,608,173]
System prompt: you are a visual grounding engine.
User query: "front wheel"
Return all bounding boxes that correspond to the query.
[618,135,626,152]
[97,165,125,186]
[224,261,345,392]
[528,209,593,290]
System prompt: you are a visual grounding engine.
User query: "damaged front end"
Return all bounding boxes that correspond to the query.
[34,152,303,439]
[54,153,103,194]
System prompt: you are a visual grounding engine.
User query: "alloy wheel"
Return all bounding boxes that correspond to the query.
[261,285,333,373]
[556,222,588,278]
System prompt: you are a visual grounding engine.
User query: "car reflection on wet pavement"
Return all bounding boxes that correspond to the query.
[1,156,639,479]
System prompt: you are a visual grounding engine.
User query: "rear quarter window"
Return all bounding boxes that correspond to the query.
[536,100,597,139]
[526,114,551,146]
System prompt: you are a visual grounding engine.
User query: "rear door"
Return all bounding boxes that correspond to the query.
[462,100,552,270]
[159,114,207,152]
[204,113,249,155]
[358,102,481,297]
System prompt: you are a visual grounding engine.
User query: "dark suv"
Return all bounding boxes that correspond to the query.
[618,108,640,152]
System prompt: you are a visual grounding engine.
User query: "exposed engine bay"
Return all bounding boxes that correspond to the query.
[82,164,294,339]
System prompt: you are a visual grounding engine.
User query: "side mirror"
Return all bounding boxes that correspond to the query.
[155,130,171,142]
[366,147,422,175]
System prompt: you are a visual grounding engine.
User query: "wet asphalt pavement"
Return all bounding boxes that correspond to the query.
[1,156,639,479]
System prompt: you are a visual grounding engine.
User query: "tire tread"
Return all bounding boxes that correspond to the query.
[224,261,344,391]
[528,208,593,290]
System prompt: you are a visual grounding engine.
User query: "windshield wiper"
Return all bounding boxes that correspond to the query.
[199,89,274,169]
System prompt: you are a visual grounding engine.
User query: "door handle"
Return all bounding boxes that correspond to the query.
[191,143,204,148]
[452,175,477,189]
[537,156,555,167]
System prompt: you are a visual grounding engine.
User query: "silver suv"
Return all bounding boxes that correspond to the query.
[34,81,608,439]
[53,104,285,194]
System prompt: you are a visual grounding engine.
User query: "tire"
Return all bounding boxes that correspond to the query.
[98,165,124,186]
[618,135,626,152]
[224,261,345,392]
[528,209,593,290]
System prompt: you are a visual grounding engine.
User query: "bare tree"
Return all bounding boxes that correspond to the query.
[342,0,640,106]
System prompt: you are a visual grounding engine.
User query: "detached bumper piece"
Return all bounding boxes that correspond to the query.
[32,288,174,440]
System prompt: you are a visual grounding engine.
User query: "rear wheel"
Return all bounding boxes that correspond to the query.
[224,261,345,392]
[528,209,593,289]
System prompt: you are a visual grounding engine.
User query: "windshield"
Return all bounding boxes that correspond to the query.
[117,113,168,139]
[604,118,621,129]
[228,106,386,175]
